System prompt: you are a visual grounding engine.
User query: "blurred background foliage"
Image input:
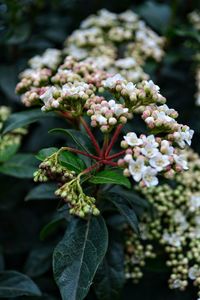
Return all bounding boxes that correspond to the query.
[0,0,200,299]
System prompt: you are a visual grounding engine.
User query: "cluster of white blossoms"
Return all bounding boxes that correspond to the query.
[119,129,191,187]
[188,11,200,106]
[85,96,132,132]
[125,149,200,299]
[29,48,62,70]
[0,106,27,154]
[64,9,165,82]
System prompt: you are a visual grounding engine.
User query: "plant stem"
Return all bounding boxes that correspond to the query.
[59,147,100,161]
[80,117,101,155]
[81,162,101,175]
[101,133,109,158]
[107,150,126,160]
[105,124,123,157]
[101,160,118,167]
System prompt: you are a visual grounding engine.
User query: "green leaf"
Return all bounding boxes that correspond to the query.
[36,147,58,161]
[2,109,55,134]
[49,128,94,153]
[90,170,131,189]
[23,244,54,277]
[106,192,139,234]
[94,231,125,300]
[59,151,86,173]
[40,217,66,241]
[0,154,38,178]
[0,143,20,163]
[137,1,171,34]
[25,183,58,201]
[0,271,41,297]
[53,216,108,300]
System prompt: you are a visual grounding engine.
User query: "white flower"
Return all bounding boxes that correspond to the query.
[129,158,146,182]
[161,140,174,155]
[141,144,159,158]
[142,135,158,148]
[144,80,160,92]
[189,194,200,212]
[183,126,194,146]
[124,132,143,147]
[115,57,136,69]
[188,266,200,280]
[142,167,158,187]
[96,114,107,125]
[149,153,170,171]
[162,232,182,247]
[103,74,125,89]
[171,279,182,289]
[40,87,55,105]
[173,154,188,170]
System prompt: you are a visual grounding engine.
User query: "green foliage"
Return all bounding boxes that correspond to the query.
[53,216,108,300]
[90,170,131,189]
[0,271,41,297]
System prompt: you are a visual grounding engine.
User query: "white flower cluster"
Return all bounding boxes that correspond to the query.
[64,9,165,82]
[85,96,132,132]
[103,75,166,111]
[189,10,200,31]
[142,104,194,148]
[29,48,62,70]
[125,149,200,299]
[39,80,95,112]
[119,132,190,187]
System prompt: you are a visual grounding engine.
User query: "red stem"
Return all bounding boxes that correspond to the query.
[107,150,126,160]
[101,160,118,167]
[64,147,100,161]
[80,117,101,155]
[105,124,123,157]
[82,162,102,175]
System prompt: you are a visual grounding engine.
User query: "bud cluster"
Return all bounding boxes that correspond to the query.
[55,178,100,218]
[125,149,200,299]
[85,96,132,132]
[33,153,75,183]
[64,9,165,82]
[102,75,166,111]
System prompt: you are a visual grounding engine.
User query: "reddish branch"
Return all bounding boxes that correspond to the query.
[105,124,123,157]
[80,117,101,155]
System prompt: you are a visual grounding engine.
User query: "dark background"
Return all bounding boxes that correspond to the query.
[0,0,200,299]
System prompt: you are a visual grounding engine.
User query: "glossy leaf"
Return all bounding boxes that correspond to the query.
[94,231,125,300]
[59,151,86,173]
[0,154,38,178]
[25,183,58,201]
[0,271,41,297]
[49,128,94,153]
[36,147,58,161]
[90,170,131,189]
[53,216,108,300]
[106,192,139,234]
[2,109,55,134]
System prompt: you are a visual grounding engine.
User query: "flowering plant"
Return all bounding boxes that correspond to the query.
[0,7,195,300]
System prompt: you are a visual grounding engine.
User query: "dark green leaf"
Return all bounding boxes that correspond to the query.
[49,128,94,153]
[94,231,125,300]
[24,244,54,277]
[53,216,108,300]
[0,271,41,297]
[25,183,58,201]
[90,170,131,189]
[106,192,139,234]
[40,217,66,241]
[59,151,86,173]
[2,109,55,134]
[0,143,20,163]
[138,1,171,34]
[36,147,58,161]
[0,154,38,178]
